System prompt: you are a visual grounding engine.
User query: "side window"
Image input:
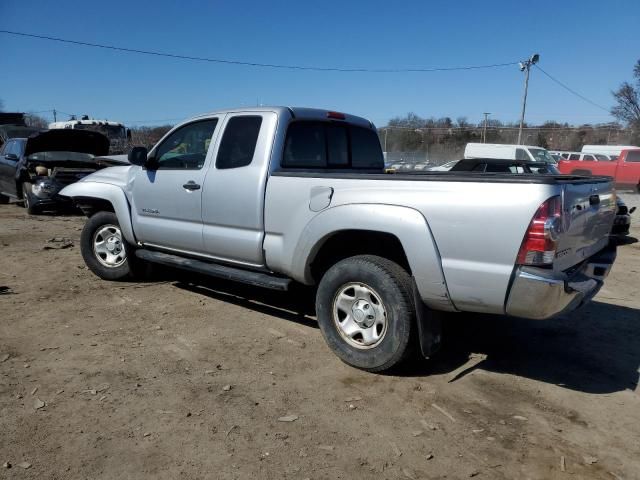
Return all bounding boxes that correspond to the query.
[561,153,569,159]
[155,119,218,170]
[625,150,640,163]
[471,163,486,172]
[569,154,580,160]
[216,116,263,169]
[515,148,528,161]
[583,154,595,161]
[595,154,609,161]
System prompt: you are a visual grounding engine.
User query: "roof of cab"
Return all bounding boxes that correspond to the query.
[188,106,374,129]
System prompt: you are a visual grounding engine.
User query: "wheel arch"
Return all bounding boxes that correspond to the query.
[290,204,455,312]
[60,182,136,244]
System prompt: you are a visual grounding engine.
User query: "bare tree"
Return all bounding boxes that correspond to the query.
[611,59,640,126]
[24,114,49,128]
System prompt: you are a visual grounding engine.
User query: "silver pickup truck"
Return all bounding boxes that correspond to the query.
[60,107,617,372]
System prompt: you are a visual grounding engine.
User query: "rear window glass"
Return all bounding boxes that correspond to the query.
[569,154,580,160]
[350,126,384,168]
[282,121,383,170]
[216,116,262,169]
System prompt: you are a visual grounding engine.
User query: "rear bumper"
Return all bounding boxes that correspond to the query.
[505,246,616,320]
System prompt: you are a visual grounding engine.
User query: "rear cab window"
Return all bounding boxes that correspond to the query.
[282,121,383,170]
[216,116,263,169]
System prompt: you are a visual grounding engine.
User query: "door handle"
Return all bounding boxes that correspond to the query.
[183,181,201,191]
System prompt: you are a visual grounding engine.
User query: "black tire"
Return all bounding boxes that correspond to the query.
[20,182,40,214]
[316,255,415,372]
[80,211,144,281]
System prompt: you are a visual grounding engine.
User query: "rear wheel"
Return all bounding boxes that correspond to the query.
[316,255,415,372]
[80,211,144,281]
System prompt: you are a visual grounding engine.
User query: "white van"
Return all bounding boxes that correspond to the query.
[464,143,555,163]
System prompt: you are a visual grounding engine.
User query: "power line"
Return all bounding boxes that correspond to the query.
[534,65,610,112]
[0,29,520,73]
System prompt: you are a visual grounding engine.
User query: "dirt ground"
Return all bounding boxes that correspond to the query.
[1,196,639,480]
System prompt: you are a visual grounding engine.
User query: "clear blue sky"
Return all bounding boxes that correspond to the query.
[1,0,638,127]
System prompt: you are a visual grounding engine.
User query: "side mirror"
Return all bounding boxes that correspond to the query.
[5,153,18,161]
[128,147,148,167]
[630,206,637,215]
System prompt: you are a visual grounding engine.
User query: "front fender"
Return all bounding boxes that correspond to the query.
[292,203,455,312]
[59,182,136,245]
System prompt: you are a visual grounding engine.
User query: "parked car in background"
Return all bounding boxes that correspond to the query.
[581,145,638,159]
[428,159,459,171]
[553,151,615,162]
[60,106,617,372]
[49,116,131,153]
[449,158,560,174]
[451,158,631,237]
[0,129,109,213]
[464,143,556,163]
[558,148,640,192]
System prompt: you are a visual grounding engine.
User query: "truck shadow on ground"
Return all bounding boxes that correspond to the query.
[162,268,639,395]
[409,301,640,394]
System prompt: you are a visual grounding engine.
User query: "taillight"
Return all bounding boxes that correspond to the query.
[327,111,346,120]
[516,195,563,266]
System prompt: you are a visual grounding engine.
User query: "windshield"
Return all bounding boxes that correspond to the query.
[74,124,126,140]
[528,148,556,163]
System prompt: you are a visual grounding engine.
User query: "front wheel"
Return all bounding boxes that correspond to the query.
[80,211,143,281]
[21,182,40,214]
[316,255,416,372]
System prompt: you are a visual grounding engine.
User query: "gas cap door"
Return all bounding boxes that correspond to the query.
[309,186,334,212]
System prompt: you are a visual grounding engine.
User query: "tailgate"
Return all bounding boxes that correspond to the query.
[554,179,616,271]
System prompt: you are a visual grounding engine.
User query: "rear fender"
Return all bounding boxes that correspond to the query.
[292,204,455,311]
[59,182,136,244]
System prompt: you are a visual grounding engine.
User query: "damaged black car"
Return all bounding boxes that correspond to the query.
[0,129,110,214]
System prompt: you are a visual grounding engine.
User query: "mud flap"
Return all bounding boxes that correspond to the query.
[412,280,442,358]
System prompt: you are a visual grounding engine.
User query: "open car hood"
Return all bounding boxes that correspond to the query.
[24,129,110,157]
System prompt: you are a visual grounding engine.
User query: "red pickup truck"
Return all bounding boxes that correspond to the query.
[557,149,640,191]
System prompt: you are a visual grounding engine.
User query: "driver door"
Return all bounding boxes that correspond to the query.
[130,118,220,254]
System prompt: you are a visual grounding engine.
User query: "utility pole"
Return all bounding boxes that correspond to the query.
[384,128,388,152]
[53,109,57,122]
[482,112,491,143]
[517,53,539,145]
